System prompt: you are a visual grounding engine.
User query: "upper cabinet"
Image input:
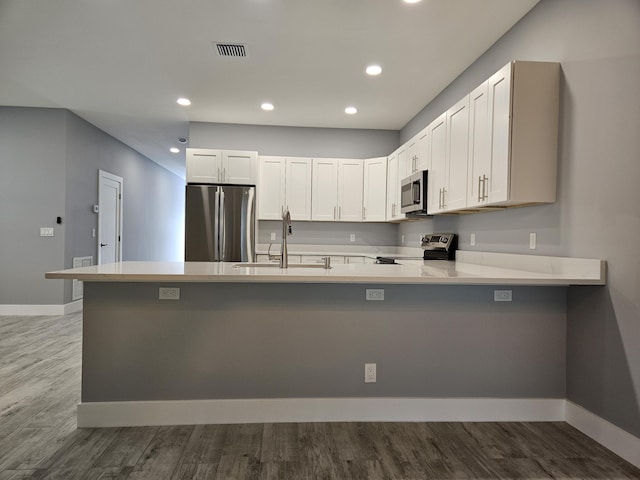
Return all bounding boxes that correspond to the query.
[363,157,388,222]
[466,61,560,209]
[427,112,447,215]
[386,147,406,221]
[186,149,257,185]
[407,127,429,175]
[258,156,312,221]
[312,159,363,222]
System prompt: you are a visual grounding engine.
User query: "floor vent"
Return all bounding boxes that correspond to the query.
[215,43,247,58]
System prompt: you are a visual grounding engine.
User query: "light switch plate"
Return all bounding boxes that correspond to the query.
[40,227,54,237]
[270,232,276,241]
[350,234,356,242]
[529,232,537,250]
[470,233,476,246]
[494,290,513,302]
[366,289,384,301]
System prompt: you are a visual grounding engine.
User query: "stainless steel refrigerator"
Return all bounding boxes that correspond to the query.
[185,184,255,262]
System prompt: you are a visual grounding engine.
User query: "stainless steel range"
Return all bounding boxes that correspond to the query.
[421,233,457,260]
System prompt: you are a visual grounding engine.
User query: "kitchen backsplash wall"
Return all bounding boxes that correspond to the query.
[258,221,397,247]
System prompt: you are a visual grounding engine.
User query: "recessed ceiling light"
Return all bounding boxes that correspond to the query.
[177,97,191,106]
[261,102,274,111]
[345,106,358,115]
[403,0,422,3]
[170,147,180,153]
[366,65,382,76]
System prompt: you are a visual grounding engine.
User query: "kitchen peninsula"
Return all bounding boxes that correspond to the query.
[46,251,605,428]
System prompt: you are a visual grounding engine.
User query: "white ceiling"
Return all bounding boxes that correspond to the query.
[0,0,539,178]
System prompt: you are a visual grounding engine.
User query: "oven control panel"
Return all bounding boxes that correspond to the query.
[421,233,455,250]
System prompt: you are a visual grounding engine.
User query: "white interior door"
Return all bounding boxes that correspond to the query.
[98,170,123,264]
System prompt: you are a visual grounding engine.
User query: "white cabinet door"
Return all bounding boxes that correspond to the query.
[386,148,406,221]
[186,149,222,184]
[407,128,429,174]
[487,62,512,204]
[286,157,312,220]
[467,81,491,207]
[397,145,409,183]
[386,151,398,220]
[338,159,363,222]
[312,159,339,221]
[187,149,257,185]
[363,157,387,222]
[223,151,257,184]
[444,95,469,212]
[258,156,285,220]
[427,113,447,214]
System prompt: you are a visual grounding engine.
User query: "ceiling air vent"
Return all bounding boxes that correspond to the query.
[215,43,247,58]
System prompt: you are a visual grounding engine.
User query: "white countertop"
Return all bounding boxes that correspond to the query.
[45,251,606,286]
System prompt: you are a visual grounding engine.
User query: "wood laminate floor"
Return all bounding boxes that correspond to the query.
[1,313,639,480]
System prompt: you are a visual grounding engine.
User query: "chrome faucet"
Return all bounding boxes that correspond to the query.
[280,207,292,268]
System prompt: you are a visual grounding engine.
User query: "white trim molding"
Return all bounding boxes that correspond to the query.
[77,397,565,428]
[566,401,640,469]
[0,300,82,316]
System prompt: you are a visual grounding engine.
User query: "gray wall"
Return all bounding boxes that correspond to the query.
[0,108,67,305]
[82,282,566,402]
[399,0,640,436]
[189,122,399,159]
[0,107,185,306]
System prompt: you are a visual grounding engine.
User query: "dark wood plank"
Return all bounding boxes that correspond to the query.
[2,314,640,480]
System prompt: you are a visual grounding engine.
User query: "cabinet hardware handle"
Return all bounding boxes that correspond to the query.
[442,188,446,208]
[363,206,366,219]
[339,206,342,219]
[483,175,488,200]
[478,176,482,202]
[333,206,337,220]
[218,167,221,181]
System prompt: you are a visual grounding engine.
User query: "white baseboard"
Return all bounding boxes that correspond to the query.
[566,400,640,469]
[77,397,565,428]
[0,300,82,316]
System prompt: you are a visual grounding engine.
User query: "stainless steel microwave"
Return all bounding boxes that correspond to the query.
[401,170,428,214]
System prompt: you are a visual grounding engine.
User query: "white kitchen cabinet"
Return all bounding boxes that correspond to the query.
[427,96,469,214]
[186,148,257,185]
[258,156,312,221]
[312,159,363,222]
[363,157,388,222]
[286,157,312,220]
[386,146,406,221]
[311,159,339,221]
[338,160,364,221]
[258,156,285,220]
[186,149,222,184]
[467,81,491,208]
[444,95,470,212]
[427,112,447,214]
[407,127,429,174]
[467,61,560,209]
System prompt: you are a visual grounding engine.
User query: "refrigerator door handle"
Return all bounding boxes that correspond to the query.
[213,188,220,261]
[219,188,226,260]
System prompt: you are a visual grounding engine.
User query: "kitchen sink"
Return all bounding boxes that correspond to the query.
[233,262,330,269]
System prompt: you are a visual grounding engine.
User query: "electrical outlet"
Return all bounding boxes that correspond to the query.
[270,232,276,241]
[470,233,476,246]
[350,233,356,242]
[529,232,537,250]
[92,228,96,238]
[401,235,405,244]
[366,289,384,301]
[494,290,512,302]
[159,287,180,300]
[365,363,377,383]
